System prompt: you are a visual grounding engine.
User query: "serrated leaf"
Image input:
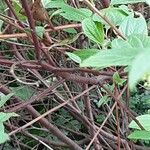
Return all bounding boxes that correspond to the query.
[129,114,150,131]
[66,52,81,63]
[80,48,140,68]
[128,130,150,140]
[119,14,148,37]
[0,112,19,122]
[82,18,104,45]
[0,93,14,108]
[129,49,150,90]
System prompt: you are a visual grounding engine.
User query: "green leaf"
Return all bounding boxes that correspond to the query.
[128,130,150,140]
[93,6,130,26]
[82,18,104,45]
[111,38,132,49]
[0,112,19,122]
[0,0,6,14]
[112,34,150,49]
[129,49,150,90]
[129,114,150,131]
[74,49,99,61]
[35,26,45,39]
[119,14,148,37]
[63,28,77,34]
[0,123,9,144]
[136,34,150,47]
[0,20,3,33]
[43,0,66,9]
[11,86,36,101]
[12,0,27,21]
[128,36,143,48]
[113,72,126,86]
[60,7,92,22]
[43,0,92,21]
[80,48,140,68]
[96,95,111,108]
[66,52,81,63]
[0,93,14,108]
[41,0,52,7]
[96,115,105,123]
[111,0,146,5]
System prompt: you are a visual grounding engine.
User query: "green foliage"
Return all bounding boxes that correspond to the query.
[35,26,45,39]
[128,130,150,140]
[0,93,19,144]
[63,0,150,90]
[79,47,140,67]
[129,114,150,130]
[0,93,14,107]
[66,52,81,63]
[0,112,19,123]
[12,0,27,21]
[74,49,99,61]
[82,18,104,45]
[93,6,130,27]
[94,95,111,108]
[129,93,150,115]
[10,86,36,101]
[63,28,77,34]
[129,49,150,90]
[0,20,3,33]
[128,115,150,140]
[42,0,66,9]
[54,109,82,132]
[2,0,150,148]
[0,124,9,144]
[68,33,150,90]
[119,14,148,36]
[60,7,92,22]
[66,49,100,63]
[113,72,126,86]
[111,0,150,5]
[0,0,6,13]
[43,0,92,22]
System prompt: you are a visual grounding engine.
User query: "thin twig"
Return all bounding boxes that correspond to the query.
[9,85,96,136]
[83,0,127,40]
[0,24,81,39]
